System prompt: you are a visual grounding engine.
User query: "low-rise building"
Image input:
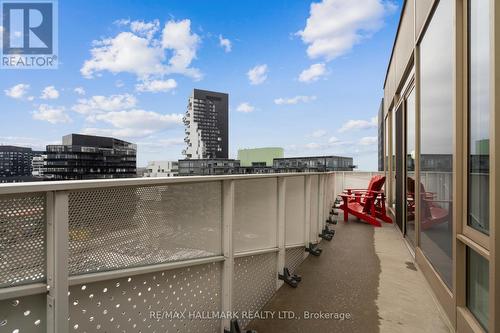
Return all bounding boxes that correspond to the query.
[177,158,240,176]
[273,156,354,173]
[43,134,137,180]
[144,161,179,177]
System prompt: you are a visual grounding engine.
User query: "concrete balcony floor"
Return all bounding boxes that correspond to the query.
[247,218,452,333]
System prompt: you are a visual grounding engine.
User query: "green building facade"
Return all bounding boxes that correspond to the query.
[237,147,284,167]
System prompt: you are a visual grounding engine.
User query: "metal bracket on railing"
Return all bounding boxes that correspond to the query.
[330,198,342,215]
[318,231,333,241]
[318,225,335,241]
[326,216,337,225]
[305,243,322,256]
[323,226,335,236]
[224,319,257,333]
[278,267,301,288]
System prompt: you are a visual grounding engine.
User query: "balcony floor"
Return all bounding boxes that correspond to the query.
[247,218,452,333]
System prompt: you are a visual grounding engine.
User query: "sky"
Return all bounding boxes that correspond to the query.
[0,0,402,170]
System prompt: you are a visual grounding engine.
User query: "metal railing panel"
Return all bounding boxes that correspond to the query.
[68,261,222,332]
[0,293,46,332]
[285,247,306,275]
[284,176,306,246]
[233,178,278,253]
[232,253,277,329]
[67,182,222,276]
[0,193,46,288]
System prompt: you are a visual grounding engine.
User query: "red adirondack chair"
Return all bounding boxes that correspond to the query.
[406,177,450,230]
[338,175,392,227]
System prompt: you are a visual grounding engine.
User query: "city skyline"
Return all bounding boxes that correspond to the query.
[0,0,402,170]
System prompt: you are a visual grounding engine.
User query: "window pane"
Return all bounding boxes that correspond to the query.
[468,0,490,235]
[391,110,396,206]
[419,0,453,288]
[467,248,489,330]
[406,88,416,246]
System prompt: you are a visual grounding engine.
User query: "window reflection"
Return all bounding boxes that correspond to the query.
[406,88,416,246]
[419,0,453,288]
[391,110,396,206]
[467,248,489,330]
[468,0,490,235]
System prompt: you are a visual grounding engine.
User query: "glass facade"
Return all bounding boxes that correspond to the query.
[405,88,416,246]
[468,0,490,235]
[419,0,453,288]
[467,248,489,330]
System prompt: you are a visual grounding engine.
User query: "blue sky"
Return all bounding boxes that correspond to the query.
[0,0,402,170]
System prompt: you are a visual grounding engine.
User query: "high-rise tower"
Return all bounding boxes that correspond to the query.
[183,89,228,159]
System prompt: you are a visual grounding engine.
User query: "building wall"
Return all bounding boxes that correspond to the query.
[237,147,284,167]
[382,1,499,332]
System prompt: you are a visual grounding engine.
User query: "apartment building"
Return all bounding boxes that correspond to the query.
[43,134,137,180]
[183,89,229,159]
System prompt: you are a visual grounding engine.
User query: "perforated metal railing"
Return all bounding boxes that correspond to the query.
[0,172,376,333]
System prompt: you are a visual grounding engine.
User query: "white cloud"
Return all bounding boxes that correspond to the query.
[298,0,396,61]
[40,86,59,99]
[82,127,154,138]
[0,135,58,150]
[32,104,71,124]
[81,32,166,79]
[114,19,131,26]
[130,19,160,40]
[359,136,378,145]
[95,110,182,130]
[138,138,185,149]
[328,136,340,144]
[247,64,268,85]
[274,95,317,105]
[298,63,327,83]
[4,83,30,99]
[339,116,378,133]
[311,129,327,138]
[236,102,255,113]
[161,19,202,80]
[81,18,201,81]
[219,35,232,52]
[74,87,86,95]
[304,142,321,149]
[135,79,177,93]
[84,109,183,138]
[72,94,137,115]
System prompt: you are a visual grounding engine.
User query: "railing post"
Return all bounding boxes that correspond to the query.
[304,175,312,247]
[276,177,286,289]
[318,175,325,233]
[46,191,69,333]
[342,172,346,193]
[221,180,234,332]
